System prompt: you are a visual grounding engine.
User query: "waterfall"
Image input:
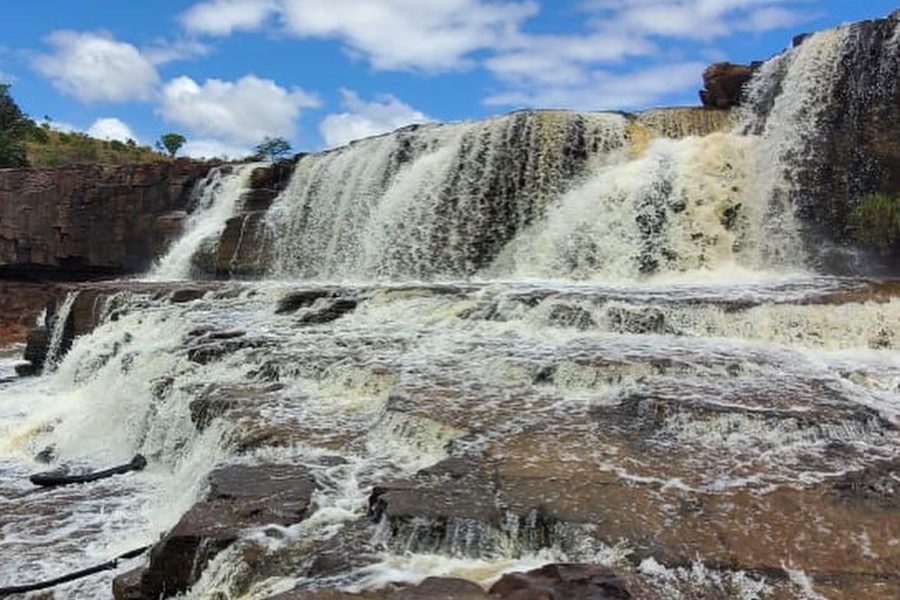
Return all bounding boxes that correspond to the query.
[149,164,259,281]
[43,292,77,373]
[3,13,899,600]
[266,111,628,280]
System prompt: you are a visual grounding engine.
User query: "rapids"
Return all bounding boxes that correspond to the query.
[0,20,899,600]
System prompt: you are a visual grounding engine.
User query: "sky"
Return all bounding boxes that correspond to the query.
[1,1,896,157]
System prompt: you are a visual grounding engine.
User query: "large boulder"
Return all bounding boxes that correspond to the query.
[117,463,317,599]
[699,62,755,108]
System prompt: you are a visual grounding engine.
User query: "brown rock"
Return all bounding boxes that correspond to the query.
[139,463,316,599]
[112,566,145,600]
[391,577,486,599]
[489,564,631,599]
[212,211,271,277]
[699,62,755,108]
[0,161,211,280]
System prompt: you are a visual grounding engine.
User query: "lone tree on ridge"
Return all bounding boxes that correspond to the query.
[158,132,187,158]
[254,136,292,161]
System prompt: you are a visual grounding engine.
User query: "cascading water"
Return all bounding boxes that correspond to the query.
[1,15,899,600]
[150,164,260,281]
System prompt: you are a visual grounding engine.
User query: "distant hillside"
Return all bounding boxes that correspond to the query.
[25,126,167,167]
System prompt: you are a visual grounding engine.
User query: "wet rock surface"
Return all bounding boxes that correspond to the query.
[119,464,316,599]
[2,278,897,599]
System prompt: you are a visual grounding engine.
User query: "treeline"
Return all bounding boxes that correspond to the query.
[0,84,164,168]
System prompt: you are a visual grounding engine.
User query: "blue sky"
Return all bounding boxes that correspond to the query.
[1,1,895,157]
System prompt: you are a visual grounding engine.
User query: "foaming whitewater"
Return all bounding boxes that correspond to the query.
[1,16,899,600]
[150,164,259,281]
[266,112,628,280]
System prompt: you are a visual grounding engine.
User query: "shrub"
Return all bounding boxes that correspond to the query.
[849,192,900,254]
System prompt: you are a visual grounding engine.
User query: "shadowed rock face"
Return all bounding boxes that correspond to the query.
[0,160,211,280]
[114,464,317,600]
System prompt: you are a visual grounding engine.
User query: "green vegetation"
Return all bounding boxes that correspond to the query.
[159,132,187,158]
[0,84,31,167]
[1,83,167,168]
[25,128,164,167]
[849,192,900,254]
[254,136,292,161]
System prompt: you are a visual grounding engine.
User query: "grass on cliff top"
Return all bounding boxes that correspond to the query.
[24,126,167,167]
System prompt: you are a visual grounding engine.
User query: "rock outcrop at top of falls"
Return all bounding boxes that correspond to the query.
[0,160,212,280]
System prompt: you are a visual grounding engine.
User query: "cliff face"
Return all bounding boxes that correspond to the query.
[0,160,212,280]
[744,11,900,272]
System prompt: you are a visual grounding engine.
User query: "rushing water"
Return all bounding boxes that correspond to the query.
[1,21,899,600]
[150,164,261,281]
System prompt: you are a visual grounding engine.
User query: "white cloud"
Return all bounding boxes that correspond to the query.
[86,117,137,141]
[581,0,811,41]
[181,138,252,159]
[176,0,812,114]
[143,38,212,65]
[180,0,280,36]
[485,61,706,110]
[159,74,320,145]
[33,31,160,102]
[486,33,657,87]
[319,89,431,148]
[182,0,538,71]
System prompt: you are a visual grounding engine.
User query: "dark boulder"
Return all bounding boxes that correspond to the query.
[699,62,755,108]
[134,463,316,599]
[489,564,632,599]
[391,577,486,599]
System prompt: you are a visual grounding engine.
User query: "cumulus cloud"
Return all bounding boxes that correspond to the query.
[158,74,320,145]
[485,0,810,110]
[176,0,812,112]
[180,138,253,159]
[581,0,811,41]
[319,89,431,148]
[487,32,657,87]
[180,0,280,36]
[485,61,706,110]
[182,0,538,71]
[143,38,212,65]
[87,117,137,141]
[33,31,160,102]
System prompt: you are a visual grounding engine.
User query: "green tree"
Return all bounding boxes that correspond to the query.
[0,84,30,167]
[159,132,187,158]
[254,136,292,161]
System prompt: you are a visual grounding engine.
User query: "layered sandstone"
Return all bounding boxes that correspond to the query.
[0,160,211,280]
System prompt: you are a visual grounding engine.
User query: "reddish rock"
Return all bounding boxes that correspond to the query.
[213,211,271,277]
[0,161,211,279]
[489,564,631,599]
[699,62,755,108]
[392,577,486,599]
[134,463,316,599]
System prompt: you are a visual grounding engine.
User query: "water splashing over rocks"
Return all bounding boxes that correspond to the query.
[1,12,899,600]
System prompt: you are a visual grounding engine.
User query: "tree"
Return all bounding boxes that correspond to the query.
[254,136,292,161]
[0,84,30,168]
[159,132,186,158]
